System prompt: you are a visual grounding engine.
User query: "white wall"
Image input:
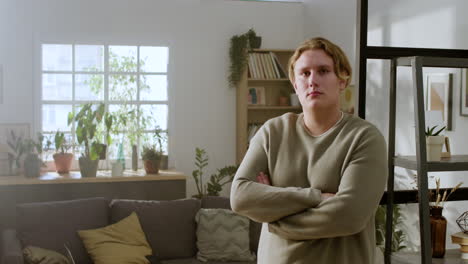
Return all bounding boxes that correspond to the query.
[302,0,357,82]
[366,0,468,251]
[0,0,305,197]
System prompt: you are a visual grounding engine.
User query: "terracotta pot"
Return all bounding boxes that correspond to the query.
[144,159,160,175]
[53,153,74,174]
[278,96,289,106]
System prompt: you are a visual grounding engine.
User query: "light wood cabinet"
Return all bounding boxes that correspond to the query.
[236,49,302,163]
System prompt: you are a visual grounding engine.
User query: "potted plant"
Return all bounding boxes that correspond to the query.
[6,130,25,175]
[141,145,161,174]
[191,147,238,198]
[228,28,262,88]
[68,103,106,177]
[425,125,446,161]
[22,133,45,178]
[52,131,73,174]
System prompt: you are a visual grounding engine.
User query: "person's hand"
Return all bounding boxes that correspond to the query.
[321,193,335,201]
[256,172,271,185]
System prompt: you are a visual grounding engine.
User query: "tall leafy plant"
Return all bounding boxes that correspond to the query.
[375,205,407,252]
[68,103,106,160]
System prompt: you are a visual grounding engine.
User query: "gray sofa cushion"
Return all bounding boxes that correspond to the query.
[16,197,110,264]
[201,196,261,253]
[110,198,201,260]
[161,258,256,264]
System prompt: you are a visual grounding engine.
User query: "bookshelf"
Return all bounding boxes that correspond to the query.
[236,49,302,163]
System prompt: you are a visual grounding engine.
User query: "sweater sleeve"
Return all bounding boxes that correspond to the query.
[230,125,322,223]
[268,128,387,240]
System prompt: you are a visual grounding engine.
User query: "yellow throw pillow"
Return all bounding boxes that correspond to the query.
[78,212,152,264]
[23,246,70,264]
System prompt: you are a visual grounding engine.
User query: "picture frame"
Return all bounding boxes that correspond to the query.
[247,86,266,105]
[424,73,453,131]
[461,69,468,116]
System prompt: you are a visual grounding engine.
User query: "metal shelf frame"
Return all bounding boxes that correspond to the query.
[356,1,468,264]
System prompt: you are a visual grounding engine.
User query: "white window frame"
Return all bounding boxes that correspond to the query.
[38,43,170,167]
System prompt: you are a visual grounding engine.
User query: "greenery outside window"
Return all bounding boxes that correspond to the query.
[41,44,169,163]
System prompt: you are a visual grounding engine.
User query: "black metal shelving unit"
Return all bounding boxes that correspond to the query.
[356,1,468,264]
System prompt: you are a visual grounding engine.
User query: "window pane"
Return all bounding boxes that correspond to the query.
[140,46,168,73]
[42,44,72,71]
[109,74,137,100]
[75,45,104,72]
[108,103,138,134]
[140,104,167,130]
[76,74,104,100]
[140,75,167,101]
[109,46,137,72]
[42,104,73,132]
[42,74,72,100]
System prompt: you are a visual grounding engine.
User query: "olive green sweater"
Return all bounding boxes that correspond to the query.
[230,112,387,264]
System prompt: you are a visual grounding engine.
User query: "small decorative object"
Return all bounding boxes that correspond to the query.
[278,89,289,106]
[131,145,138,171]
[451,231,468,260]
[111,162,123,177]
[116,142,125,170]
[425,125,446,161]
[191,147,238,198]
[290,93,300,107]
[52,131,73,174]
[429,178,464,258]
[430,206,447,258]
[456,211,468,233]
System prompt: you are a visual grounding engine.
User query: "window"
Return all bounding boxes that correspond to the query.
[41,44,169,160]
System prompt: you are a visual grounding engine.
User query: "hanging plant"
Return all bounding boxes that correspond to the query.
[228,28,261,88]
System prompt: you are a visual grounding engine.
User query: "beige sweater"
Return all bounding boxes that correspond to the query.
[231,112,387,264]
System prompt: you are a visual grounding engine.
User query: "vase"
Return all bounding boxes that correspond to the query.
[430,206,447,258]
[132,145,138,171]
[426,136,445,161]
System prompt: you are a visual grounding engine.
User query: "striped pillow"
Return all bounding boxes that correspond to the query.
[195,208,256,262]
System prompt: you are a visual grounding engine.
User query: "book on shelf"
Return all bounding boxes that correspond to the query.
[248,87,266,105]
[270,52,287,78]
[248,53,258,79]
[254,53,266,79]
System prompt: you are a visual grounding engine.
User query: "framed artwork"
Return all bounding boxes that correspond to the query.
[425,73,453,131]
[340,85,354,114]
[247,87,266,105]
[461,69,468,116]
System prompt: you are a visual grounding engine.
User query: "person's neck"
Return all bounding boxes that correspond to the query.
[303,108,343,136]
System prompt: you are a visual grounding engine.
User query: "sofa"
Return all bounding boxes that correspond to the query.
[0,196,261,264]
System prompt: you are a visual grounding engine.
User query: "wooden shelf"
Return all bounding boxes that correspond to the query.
[248,106,301,111]
[379,187,468,205]
[394,155,468,171]
[391,249,463,264]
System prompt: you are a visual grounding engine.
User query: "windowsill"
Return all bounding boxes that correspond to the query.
[0,169,186,186]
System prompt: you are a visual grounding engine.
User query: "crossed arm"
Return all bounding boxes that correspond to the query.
[230,128,387,240]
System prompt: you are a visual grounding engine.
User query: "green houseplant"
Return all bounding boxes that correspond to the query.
[22,133,45,178]
[68,103,106,177]
[141,145,161,174]
[425,125,446,161]
[228,28,261,88]
[191,147,238,198]
[52,131,73,174]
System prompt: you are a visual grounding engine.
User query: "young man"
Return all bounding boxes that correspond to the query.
[230,37,387,264]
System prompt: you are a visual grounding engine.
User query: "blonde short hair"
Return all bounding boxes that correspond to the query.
[288,37,352,87]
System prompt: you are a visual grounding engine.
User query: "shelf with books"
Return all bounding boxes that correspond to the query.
[236,49,298,163]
